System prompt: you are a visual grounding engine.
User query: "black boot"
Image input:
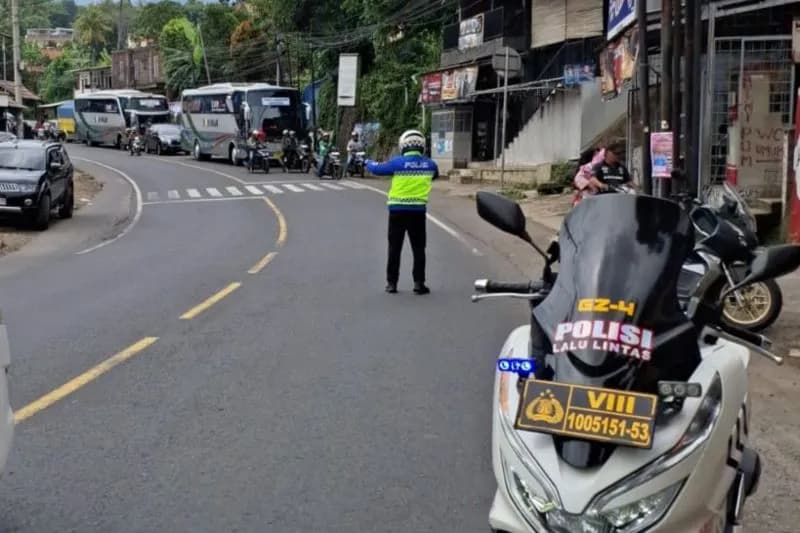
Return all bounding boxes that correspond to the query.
[385,282,398,294]
[413,282,430,295]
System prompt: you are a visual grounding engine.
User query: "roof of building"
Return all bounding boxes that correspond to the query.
[0,81,40,102]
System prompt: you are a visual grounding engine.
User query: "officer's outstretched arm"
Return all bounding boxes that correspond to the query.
[365,158,396,176]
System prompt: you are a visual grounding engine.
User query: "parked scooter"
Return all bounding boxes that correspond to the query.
[598,181,782,332]
[473,191,800,533]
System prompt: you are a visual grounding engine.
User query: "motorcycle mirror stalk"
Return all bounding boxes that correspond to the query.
[722,244,800,299]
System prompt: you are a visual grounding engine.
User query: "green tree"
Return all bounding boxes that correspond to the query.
[50,0,79,28]
[38,44,93,103]
[74,5,113,58]
[132,1,185,42]
[160,17,202,93]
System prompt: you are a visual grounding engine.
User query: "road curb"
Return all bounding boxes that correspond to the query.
[0,160,136,278]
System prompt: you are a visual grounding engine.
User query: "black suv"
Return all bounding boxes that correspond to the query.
[0,140,74,230]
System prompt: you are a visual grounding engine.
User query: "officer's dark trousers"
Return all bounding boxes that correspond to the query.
[387,209,426,285]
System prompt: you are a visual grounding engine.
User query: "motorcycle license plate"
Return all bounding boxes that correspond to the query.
[514,379,657,448]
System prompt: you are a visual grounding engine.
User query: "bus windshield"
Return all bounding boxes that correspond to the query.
[247,90,300,139]
[130,97,168,112]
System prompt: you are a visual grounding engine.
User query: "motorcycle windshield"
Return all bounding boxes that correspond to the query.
[532,194,701,468]
[704,181,757,234]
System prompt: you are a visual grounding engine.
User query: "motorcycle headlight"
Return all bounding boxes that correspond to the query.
[600,481,683,532]
[16,183,36,193]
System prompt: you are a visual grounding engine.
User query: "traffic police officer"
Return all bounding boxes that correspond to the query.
[366,130,438,294]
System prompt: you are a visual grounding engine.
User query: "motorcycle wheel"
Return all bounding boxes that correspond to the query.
[264,159,270,174]
[359,164,365,178]
[721,279,783,332]
[302,159,310,173]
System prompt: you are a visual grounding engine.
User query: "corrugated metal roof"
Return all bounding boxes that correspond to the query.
[0,81,39,102]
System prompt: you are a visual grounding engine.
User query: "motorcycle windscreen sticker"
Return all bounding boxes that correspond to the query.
[514,379,658,448]
[553,320,653,361]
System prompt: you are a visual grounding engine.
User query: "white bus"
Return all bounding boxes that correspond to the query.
[179,83,308,163]
[75,90,169,147]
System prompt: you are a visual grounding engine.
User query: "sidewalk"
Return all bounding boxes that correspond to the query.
[432,179,572,233]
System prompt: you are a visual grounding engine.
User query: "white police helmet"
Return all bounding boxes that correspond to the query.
[398,129,425,154]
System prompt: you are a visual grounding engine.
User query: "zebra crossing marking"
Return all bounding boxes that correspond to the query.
[283,184,304,192]
[245,185,264,195]
[206,187,222,197]
[226,186,243,196]
[167,190,180,200]
[263,185,284,194]
[301,183,324,191]
[187,188,201,198]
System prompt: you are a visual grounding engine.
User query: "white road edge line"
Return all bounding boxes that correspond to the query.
[72,157,143,256]
[355,182,483,257]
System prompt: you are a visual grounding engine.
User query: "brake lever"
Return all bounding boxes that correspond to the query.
[714,329,783,365]
[471,293,542,302]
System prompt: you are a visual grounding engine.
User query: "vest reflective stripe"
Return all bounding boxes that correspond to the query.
[387,171,433,205]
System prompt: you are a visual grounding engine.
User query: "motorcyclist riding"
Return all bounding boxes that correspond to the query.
[282,129,298,168]
[317,131,332,178]
[346,131,363,173]
[590,141,636,192]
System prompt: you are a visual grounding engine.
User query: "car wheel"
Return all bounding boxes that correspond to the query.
[59,182,74,219]
[193,141,202,161]
[156,142,162,156]
[31,192,51,231]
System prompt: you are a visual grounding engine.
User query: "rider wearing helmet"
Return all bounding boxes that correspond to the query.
[346,131,363,174]
[590,141,635,191]
[365,129,438,294]
[316,131,332,178]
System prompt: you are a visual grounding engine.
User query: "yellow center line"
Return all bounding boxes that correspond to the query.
[263,197,287,247]
[13,336,159,424]
[179,282,242,320]
[248,251,278,274]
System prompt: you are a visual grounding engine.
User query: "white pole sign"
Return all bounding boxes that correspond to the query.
[337,53,360,107]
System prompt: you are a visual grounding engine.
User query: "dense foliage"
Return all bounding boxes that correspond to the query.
[23,0,455,156]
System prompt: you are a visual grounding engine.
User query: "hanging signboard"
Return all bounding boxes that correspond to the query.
[563,64,596,87]
[337,53,360,107]
[600,26,639,100]
[421,73,443,104]
[441,66,478,101]
[607,0,636,41]
[459,14,484,50]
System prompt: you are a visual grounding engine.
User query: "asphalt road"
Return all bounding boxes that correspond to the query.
[0,145,798,532]
[0,145,543,532]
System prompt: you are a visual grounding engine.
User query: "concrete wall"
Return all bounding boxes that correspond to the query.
[503,89,582,166]
[579,81,628,150]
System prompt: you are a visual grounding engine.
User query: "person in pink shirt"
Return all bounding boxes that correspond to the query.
[572,146,606,206]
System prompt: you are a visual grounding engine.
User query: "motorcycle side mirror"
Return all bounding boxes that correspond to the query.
[476,191,527,238]
[723,244,800,297]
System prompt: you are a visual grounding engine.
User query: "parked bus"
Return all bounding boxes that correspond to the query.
[179,83,308,163]
[74,90,169,148]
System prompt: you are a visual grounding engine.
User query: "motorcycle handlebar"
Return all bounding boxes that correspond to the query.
[474,279,545,294]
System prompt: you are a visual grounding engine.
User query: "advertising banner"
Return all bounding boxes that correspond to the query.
[600,26,639,100]
[441,66,478,101]
[650,132,674,178]
[459,14,484,50]
[421,73,442,104]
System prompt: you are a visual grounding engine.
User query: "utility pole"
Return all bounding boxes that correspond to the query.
[671,0,683,178]
[637,0,651,194]
[659,0,673,197]
[197,23,212,85]
[684,0,697,194]
[117,0,125,50]
[11,0,22,125]
[275,35,282,85]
